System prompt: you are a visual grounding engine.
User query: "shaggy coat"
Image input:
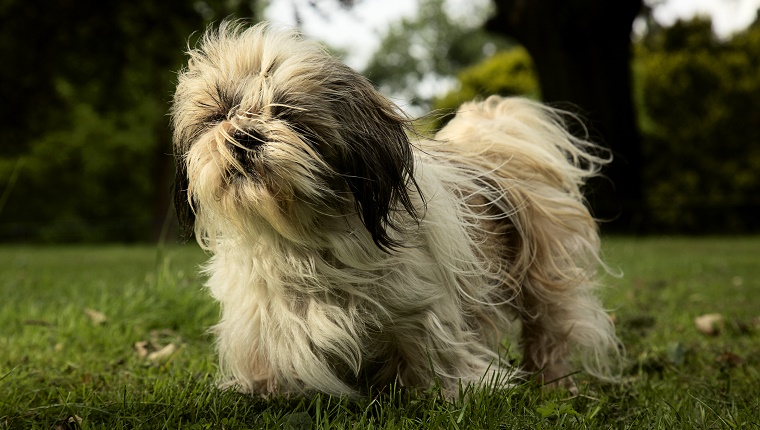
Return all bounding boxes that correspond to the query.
[171,22,620,398]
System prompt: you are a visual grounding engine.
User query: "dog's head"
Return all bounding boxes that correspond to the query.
[171,21,420,250]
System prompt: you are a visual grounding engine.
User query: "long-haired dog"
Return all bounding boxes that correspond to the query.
[171,21,620,398]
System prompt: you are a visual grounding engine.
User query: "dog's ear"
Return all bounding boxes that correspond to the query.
[172,160,195,241]
[328,70,422,251]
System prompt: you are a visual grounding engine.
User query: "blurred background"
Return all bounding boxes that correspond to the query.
[0,0,758,243]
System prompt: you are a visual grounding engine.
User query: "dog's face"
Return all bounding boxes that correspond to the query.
[171,22,419,249]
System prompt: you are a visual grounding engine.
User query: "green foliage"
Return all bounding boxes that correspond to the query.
[431,15,760,232]
[636,17,760,232]
[2,239,760,428]
[3,1,758,239]
[433,47,539,118]
[364,0,510,111]
[0,83,163,241]
[0,0,260,242]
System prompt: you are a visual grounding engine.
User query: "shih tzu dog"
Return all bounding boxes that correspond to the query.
[171,21,620,398]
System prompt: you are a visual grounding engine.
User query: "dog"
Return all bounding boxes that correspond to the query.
[171,21,620,398]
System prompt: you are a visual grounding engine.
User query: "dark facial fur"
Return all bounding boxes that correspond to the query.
[171,22,421,249]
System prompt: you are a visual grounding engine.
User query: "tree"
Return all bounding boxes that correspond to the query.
[486,0,644,230]
[433,46,539,115]
[363,0,510,113]
[636,17,760,232]
[0,0,259,242]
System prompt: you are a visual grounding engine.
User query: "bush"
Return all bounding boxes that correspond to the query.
[433,47,539,122]
[0,85,164,241]
[637,18,760,232]
[435,17,760,233]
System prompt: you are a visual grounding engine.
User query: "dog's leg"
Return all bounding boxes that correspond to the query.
[507,205,612,390]
[518,292,576,389]
[214,314,278,395]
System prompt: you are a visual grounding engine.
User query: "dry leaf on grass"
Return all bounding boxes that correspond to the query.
[134,340,151,358]
[53,414,82,430]
[147,343,179,363]
[134,329,182,364]
[695,313,723,336]
[84,308,107,325]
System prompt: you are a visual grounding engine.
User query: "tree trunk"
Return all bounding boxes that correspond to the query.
[487,0,644,231]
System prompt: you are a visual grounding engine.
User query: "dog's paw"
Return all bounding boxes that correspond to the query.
[542,373,578,395]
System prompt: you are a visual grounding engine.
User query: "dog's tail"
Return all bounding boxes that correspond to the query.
[435,95,608,198]
[435,96,622,382]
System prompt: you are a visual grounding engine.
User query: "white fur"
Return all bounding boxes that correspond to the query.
[172,22,621,398]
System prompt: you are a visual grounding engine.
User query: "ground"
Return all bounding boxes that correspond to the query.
[1,237,758,429]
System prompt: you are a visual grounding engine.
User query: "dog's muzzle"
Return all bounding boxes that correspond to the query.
[227,130,265,164]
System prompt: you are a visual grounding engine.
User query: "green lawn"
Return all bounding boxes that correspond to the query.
[1,238,759,429]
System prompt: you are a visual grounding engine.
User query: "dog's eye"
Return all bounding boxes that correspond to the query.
[207,113,227,124]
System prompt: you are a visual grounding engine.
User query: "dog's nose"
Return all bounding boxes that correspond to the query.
[232,130,266,150]
[226,130,266,165]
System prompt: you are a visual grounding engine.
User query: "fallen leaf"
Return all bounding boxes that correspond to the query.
[84,308,107,326]
[134,340,151,358]
[53,415,82,430]
[147,343,179,363]
[695,313,723,336]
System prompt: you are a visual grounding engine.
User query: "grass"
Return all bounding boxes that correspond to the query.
[1,237,759,429]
